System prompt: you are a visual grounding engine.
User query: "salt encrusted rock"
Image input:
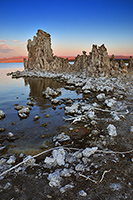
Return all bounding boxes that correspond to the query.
[0,110,5,119]
[44,148,65,166]
[23,155,36,168]
[105,99,116,107]
[8,132,14,138]
[73,151,82,158]
[130,126,133,133]
[51,99,60,104]
[0,158,7,165]
[82,147,98,157]
[60,183,74,193]
[60,168,71,177]
[42,87,61,98]
[53,132,70,142]
[48,171,62,187]
[65,103,81,114]
[96,93,105,101]
[75,164,84,171]
[79,190,87,197]
[87,111,95,120]
[107,124,117,136]
[18,107,30,118]
[7,155,16,164]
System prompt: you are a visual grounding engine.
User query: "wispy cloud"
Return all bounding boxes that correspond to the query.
[0,43,14,53]
[20,42,27,45]
[13,40,19,42]
[0,40,7,43]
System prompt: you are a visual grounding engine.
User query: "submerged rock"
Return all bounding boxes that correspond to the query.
[14,105,24,110]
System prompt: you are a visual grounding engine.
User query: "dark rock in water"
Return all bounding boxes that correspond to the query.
[14,105,24,110]
[0,128,6,132]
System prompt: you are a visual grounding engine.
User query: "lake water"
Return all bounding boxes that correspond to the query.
[0,63,82,155]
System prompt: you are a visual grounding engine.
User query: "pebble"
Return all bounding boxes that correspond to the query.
[8,132,14,138]
[0,110,5,119]
[78,190,87,197]
[107,124,117,136]
[7,155,16,164]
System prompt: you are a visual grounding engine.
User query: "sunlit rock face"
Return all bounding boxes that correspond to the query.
[24,29,130,77]
[24,29,70,72]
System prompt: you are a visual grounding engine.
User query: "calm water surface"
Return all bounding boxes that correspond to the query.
[0,63,82,155]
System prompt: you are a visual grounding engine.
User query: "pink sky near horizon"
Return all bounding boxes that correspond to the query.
[0,40,133,59]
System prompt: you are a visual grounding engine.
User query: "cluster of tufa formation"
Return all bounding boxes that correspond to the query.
[24,29,132,77]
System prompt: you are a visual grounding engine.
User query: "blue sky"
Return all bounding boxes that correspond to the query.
[0,0,133,58]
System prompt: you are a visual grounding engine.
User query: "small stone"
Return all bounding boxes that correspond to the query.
[130,126,133,133]
[0,110,5,119]
[91,130,99,135]
[53,132,70,142]
[107,124,117,136]
[0,128,6,132]
[41,122,47,127]
[8,132,14,138]
[47,195,52,199]
[60,184,74,193]
[75,164,84,171]
[78,190,87,197]
[46,114,49,118]
[4,182,11,190]
[82,147,98,157]
[7,155,16,164]
[33,115,40,121]
[51,99,60,104]
[27,101,34,106]
[14,105,24,110]
[19,153,24,158]
[91,120,97,125]
[96,93,105,101]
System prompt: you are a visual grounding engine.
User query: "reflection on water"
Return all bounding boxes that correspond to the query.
[0,66,82,155]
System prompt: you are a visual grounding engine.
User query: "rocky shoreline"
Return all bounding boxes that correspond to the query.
[0,29,133,199]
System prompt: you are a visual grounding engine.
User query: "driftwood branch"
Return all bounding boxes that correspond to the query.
[0,146,132,177]
[79,169,111,184]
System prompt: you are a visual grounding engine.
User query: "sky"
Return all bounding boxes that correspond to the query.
[0,0,133,58]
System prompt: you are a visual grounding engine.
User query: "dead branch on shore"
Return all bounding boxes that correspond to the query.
[0,146,132,177]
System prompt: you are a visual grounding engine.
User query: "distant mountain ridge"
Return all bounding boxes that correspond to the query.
[0,55,132,63]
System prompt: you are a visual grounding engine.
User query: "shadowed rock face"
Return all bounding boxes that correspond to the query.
[24,29,131,77]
